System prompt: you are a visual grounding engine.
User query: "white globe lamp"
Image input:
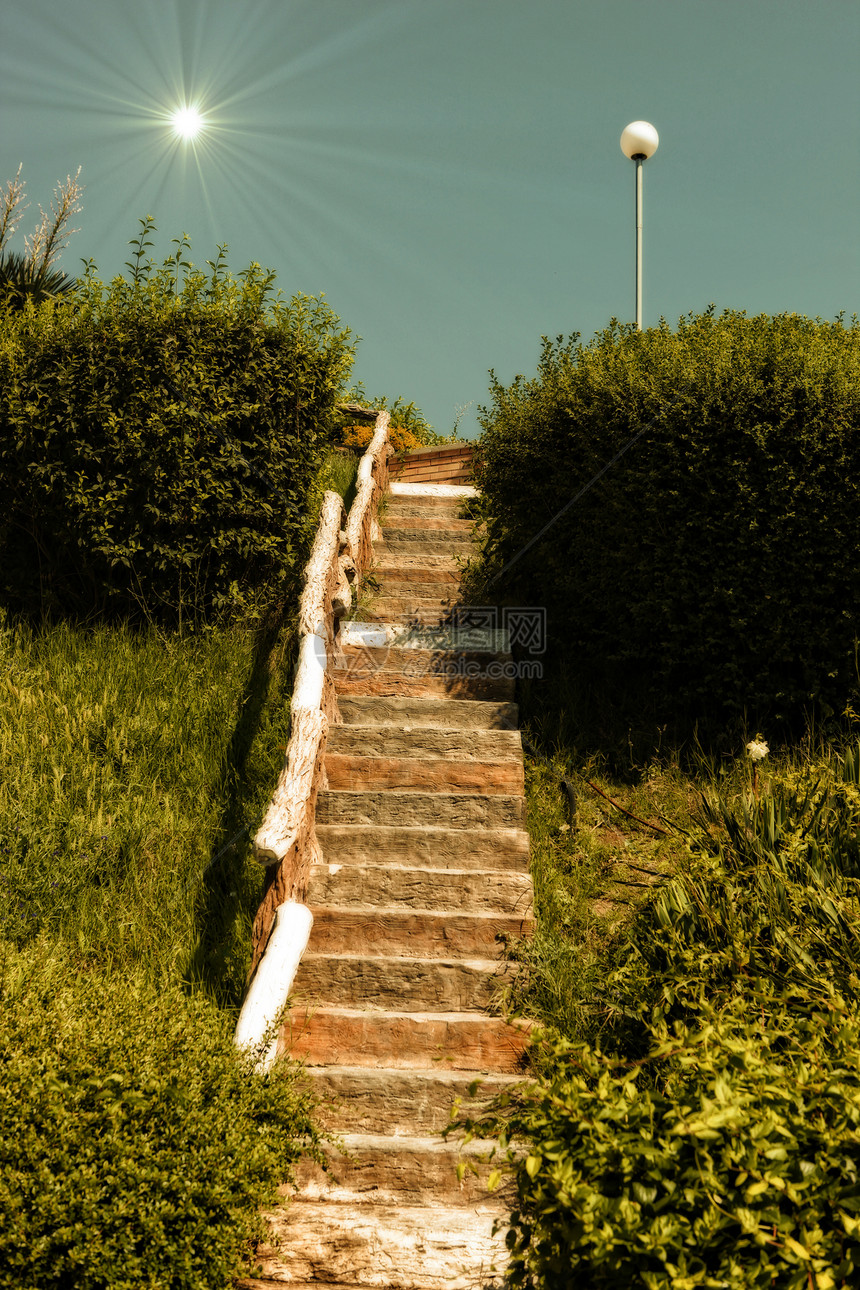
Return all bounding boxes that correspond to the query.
[620,121,659,329]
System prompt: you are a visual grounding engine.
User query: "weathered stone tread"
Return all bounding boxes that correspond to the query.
[336,696,519,729]
[316,789,524,829]
[293,951,512,1011]
[306,861,532,910]
[326,725,522,760]
[316,823,529,871]
[283,1007,532,1072]
[305,906,533,957]
[324,753,523,794]
[293,1132,502,1205]
[247,1198,508,1289]
[301,1064,519,1134]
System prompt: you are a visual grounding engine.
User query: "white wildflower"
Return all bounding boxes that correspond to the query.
[746,738,769,762]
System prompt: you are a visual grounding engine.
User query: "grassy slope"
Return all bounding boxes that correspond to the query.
[0,450,359,1288]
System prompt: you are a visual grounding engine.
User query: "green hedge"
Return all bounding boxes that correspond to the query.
[475,311,860,728]
[0,250,354,623]
[0,955,322,1289]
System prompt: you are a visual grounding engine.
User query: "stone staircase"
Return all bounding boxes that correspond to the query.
[244,483,532,1289]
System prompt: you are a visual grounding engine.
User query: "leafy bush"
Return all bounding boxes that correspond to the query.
[456,744,860,1287]
[475,311,860,730]
[480,1003,860,1289]
[0,236,355,623]
[341,421,422,454]
[339,387,463,445]
[0,952,322,1290]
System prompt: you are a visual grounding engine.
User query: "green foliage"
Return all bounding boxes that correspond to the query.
[0,249,76,309]
[342,384,460,444]
[456,744,860,1287]
[616,743,860,1024]
[475,311,860,731]
[314,449,359,514]
[477,1003,860,1289]
[0,229,355,623]
[0,164,83,310]
[0,951,322,1290]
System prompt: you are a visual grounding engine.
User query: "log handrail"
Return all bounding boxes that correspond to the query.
[241,409,391,999]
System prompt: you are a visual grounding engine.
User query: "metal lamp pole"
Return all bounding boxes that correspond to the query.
[620,121,659,330]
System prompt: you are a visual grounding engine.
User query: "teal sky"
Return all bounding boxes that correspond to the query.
[2,0,858,439]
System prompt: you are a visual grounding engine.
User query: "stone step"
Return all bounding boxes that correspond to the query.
[302,1065,518,1135]
[292,952,511,1011]
[323,753,523,794]
[372,581,464,604]
[294,1133,499,1207]
[326,725,522,761]
[372,551,465,574]
[382,512,476,533]
[373,577,464,598]
[340,620,511,653]
[316,789,525,829]
[332,667,515,702]
[307,861,532,913]
[304,906,533,958]
[386,496,473,516]
[316,824,529,871]
[376,532,475,555]
[283,1007,532,1072]
[337,643,511,675]
[336,695,519,729]
[249,1198,508,1290]
[358,597,463,622]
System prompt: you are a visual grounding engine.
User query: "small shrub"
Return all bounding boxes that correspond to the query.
[476,1004,860,1290]
[341,421,422,455]
[0,952,323,1290]
[338,387,460,445]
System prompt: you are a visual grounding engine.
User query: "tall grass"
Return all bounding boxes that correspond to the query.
[0,609,293,1003]
[314,447,359,514]
[513,735,694,1042]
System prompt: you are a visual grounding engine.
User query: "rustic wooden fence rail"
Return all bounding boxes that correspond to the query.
[234,410,391,1065]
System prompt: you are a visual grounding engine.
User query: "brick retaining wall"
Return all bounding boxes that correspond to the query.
[389,443,475,486]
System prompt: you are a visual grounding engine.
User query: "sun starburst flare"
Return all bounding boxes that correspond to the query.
[171,106,204,140]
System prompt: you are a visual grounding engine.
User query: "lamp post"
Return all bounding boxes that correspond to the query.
[620,121,659,331]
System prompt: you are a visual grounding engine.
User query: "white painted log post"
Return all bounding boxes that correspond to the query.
[345,411,391,592]
[234,901,314,1070]
[237,412,391,1057]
